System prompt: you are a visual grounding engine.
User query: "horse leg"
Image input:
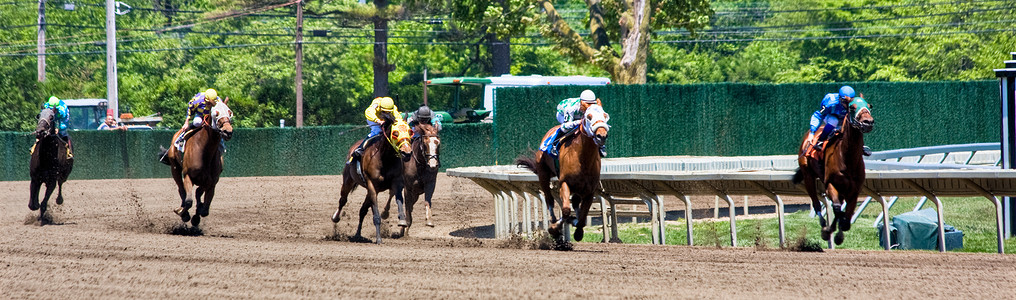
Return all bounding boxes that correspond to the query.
[424,181,435,227]
[574,194,594,242]
[380,193,394,219]
[55,180,64,205]
[550,182,573,240]
[29,180,41,211]
[355,197,371,238]
[395,184,409,228]
[366,182,383,244]
[199,187,214,217]
[801,176,830,240]
[174,176,195,223]
[332,174,355,223]
[39,181,57,223]
[825,183,842,243]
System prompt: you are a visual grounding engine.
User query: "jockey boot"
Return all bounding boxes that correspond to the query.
[30,138,37,155]
[349,136,374,163]
[65,138,73,159]
[862,145,872,156]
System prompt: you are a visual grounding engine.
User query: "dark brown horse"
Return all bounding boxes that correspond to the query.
[159,101,234,228]
[382,122,441,235]
[331,114,413,244]
[29,108,73,223]
[516,104,610,246]
[793,97,874,245]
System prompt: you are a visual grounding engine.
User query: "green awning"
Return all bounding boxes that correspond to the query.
[426,77,492,86]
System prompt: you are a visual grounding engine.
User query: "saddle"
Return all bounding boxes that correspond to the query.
[541,126,580,158]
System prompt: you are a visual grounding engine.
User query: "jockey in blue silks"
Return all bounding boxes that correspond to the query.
[804,85,871,157]
[36,96,73,158]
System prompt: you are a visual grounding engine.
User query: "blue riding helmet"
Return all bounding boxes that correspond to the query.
[839,86,855,100]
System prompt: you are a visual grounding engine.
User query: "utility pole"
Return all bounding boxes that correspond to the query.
[105,0,119,117]
[294,0,304,127]
[422,67,428,106]
[37,0,45,82]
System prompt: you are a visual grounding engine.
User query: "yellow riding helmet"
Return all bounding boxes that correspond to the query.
[204,89,219,101]
[378,97,396,112]
[47,96,60,107]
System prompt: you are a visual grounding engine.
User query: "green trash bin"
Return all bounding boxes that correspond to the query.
[876,208,963,251]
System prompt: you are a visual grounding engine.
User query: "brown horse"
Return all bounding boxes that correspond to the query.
[516,104,610,246]
[29,108,73,223]
[793,97,874,245]
[381,122,441,235]
[159,101,234,228]
[331,114,413,244]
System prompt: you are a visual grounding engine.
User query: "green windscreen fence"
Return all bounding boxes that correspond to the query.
[493,81,999,164]
[1,80,999,181]
[1,123,494,181]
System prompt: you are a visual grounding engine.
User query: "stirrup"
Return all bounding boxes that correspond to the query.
[862,145,872,156]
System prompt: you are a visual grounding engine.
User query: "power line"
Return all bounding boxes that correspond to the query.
[655,28,1016,44]
[657,19,1016,37]
[713,0,1009,15]
[697,6,1015,33]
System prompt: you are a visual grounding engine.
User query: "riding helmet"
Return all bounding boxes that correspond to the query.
[204,89,219,101]
[580,90,596,103]
[416,105,434,119]
[47,96,60,107]
[838,86,855,100]
[378,97,396,112]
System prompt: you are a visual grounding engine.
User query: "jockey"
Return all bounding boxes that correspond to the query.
[804,85,871,157]
[173,88,220,151]
[350,96,403,161]
[38,96,73,158]
[408,105,442,138]
[540,89,606,158]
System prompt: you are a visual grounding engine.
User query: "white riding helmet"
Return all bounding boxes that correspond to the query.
[580,90,596,103]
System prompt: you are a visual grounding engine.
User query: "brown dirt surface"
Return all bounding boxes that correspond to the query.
[3,174,1016,298]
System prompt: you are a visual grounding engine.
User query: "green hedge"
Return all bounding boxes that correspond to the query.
[492,81,999,163]
[2,80,1000,181]
[1,123,493,181]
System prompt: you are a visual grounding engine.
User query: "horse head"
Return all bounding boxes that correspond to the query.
[415,123,441,170]
[582,104,610,147]
[35,108,55,139]
[847,96,874,133]
[380,113,412,157]
[211,100,234,141]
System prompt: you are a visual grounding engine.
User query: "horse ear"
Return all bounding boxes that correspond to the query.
[223,97,229,104]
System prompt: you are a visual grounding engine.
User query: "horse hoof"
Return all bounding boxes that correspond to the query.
[398,220,409,227]
[331,209,341,223]
[548,226,562,239]
[821,228,832,241]
[426,221,434,227]
[28,202,39,211]
[834,231,845,245]
[191,215,201,227]
[574,227,584,242]
[838,221,851,232]
[182,199,193,209]
[56,196,63,205]
[175,207,191,223]
[381,211,389,219]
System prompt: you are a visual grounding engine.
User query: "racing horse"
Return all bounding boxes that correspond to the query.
[516,105,610,246]
[793,96,874,245]
[159,100,234,227]
[381,122,441,236]
[29,107,74,223]
[331,114,413,244]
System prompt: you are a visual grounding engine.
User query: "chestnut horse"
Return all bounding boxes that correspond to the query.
[793,97,874,245]
[29,108,73,223]
[159,100,234,228]
[331,114,413,244]
[382,122,441,236]
[516,104,610,246]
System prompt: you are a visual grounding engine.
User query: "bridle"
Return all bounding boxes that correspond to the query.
[413,133,440,169]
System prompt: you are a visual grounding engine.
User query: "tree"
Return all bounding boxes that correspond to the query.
[536,0,712,83]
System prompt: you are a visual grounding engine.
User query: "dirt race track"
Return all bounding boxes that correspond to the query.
[3,174,1016,299]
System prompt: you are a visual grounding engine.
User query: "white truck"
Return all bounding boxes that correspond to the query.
[424,74,611,123]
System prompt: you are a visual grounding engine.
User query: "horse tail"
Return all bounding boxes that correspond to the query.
[791,167,804,184]
[515,150,541,175]
[157,146,171,166]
